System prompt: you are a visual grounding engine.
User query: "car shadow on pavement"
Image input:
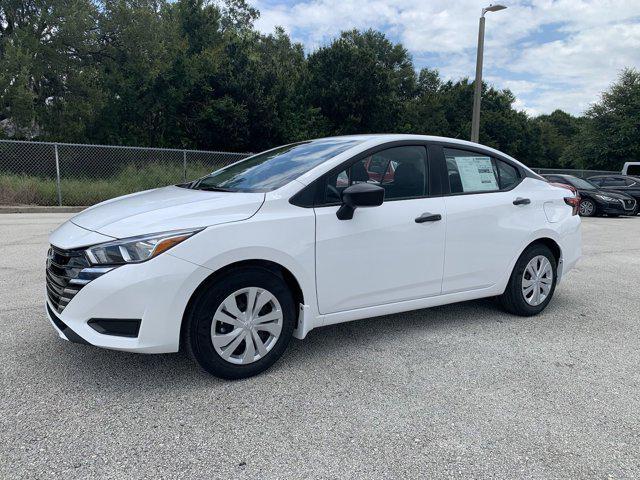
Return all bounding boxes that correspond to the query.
[35,296,580,394]
[37,295,566,388]
[284,297,507,361]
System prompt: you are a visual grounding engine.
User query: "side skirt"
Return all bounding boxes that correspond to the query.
[318,284,503,328]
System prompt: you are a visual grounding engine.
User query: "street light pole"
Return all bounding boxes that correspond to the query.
[470,4,507,143]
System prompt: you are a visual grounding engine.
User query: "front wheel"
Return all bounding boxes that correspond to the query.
[184,266,296,379]
[499,244,557,316]
[579,199,596,217]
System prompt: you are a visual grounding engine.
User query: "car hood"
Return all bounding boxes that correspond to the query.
[69,185,265,239]
[597,189,634,200]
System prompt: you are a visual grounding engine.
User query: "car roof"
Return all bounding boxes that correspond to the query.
[542,174,576,179]
[588,174,626,179]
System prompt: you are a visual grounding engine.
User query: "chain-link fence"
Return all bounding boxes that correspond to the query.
[0,140,250,206]
[1,139,623,206]
[531,167,619,179]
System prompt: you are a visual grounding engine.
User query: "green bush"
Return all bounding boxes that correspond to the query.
[0,162,215,206]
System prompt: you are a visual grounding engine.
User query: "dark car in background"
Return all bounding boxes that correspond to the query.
[587,175,640,205]
[542,174,637,217]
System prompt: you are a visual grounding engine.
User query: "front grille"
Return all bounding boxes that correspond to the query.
[46,246,91,313]
[622,199,636,211]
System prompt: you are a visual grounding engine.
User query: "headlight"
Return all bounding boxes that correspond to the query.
[85,229,202,265]
[595,194,617,202]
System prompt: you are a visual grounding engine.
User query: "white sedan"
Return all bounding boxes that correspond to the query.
[46,135,582,378]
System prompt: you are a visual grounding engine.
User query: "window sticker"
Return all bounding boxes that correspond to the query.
[454,156,498,192]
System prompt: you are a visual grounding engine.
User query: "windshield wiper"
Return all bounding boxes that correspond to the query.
[192,185,233,192]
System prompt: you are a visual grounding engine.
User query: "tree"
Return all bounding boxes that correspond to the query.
[0,0,104,140]
[306,29,416,135]
[0,1,631,170]
[534,110,581,167]
[563,68,640,170]
[400,68,448,135]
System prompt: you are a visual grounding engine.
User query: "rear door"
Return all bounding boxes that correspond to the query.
[433,144,541,293]
[601,177,627,193]
[314,144,446,314]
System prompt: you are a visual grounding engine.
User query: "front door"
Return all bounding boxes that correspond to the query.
[314,145,446,314]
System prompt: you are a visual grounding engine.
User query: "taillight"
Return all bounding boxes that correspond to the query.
[564,196,580,215]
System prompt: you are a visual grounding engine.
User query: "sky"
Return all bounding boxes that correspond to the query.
[253,0,640,117]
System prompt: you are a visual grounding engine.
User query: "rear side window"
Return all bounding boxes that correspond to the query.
[589,178,604,186]
[445,148,499,193]
[444,148,521,194]
[496,160,519,189]
[603,177,626,187]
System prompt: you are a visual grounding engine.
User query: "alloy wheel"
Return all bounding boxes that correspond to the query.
[579,200,594,216]
[521,255,553,306]
[211,287,283,365]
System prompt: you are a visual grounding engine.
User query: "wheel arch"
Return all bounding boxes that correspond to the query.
[498,234,563,295]
[179,259,305,350]
[526,237,562,266]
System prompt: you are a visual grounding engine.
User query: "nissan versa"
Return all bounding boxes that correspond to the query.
[46,135,582,379]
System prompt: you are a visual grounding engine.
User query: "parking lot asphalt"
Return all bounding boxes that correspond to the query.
[1,213,640,479]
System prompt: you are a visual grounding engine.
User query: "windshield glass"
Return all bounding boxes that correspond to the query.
[569,177,597,190]
[189,138,364,192]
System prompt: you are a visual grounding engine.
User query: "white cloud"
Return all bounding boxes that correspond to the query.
[253,0,640,115]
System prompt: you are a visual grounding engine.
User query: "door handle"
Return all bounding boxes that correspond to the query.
[415,212,442,223]
[513,197,531,205]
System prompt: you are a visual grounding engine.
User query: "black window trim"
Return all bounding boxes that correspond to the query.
[289,139,530,207]
[434,142,526,196]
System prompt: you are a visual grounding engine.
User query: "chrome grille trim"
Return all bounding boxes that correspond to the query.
[45,246,92,313]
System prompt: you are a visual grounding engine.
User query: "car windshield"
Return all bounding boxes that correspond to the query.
[568,177,597,190]
[188,138,363,192]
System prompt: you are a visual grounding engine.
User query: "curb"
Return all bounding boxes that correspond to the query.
[0,206,87,214]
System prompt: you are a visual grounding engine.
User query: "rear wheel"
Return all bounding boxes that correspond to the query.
[499,244,557,316]
[185,267,295,379]
[579,199,596,217]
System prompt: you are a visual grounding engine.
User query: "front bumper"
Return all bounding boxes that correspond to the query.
[599,198,637,215]
[45,252,212,353]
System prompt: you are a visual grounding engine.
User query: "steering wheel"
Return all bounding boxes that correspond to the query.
[327,185,341,202]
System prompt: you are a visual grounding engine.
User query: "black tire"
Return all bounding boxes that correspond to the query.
[579,199,596,217]
[499,244,557,316]
[184,266,296,379]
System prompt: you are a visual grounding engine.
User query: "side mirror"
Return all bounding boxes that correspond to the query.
[336,183,385,220]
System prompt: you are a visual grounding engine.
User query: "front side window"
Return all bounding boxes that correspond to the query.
[589,177,604,186]
[189,138,363,192]
[568,177,597,190]
[324,146,427,203]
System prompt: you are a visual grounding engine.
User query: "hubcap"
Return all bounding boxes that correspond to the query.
[211,287,283,365]
[521,255,553,306]
[580,200,593,216]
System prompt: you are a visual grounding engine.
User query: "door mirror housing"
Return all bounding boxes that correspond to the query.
[336,183,385,220]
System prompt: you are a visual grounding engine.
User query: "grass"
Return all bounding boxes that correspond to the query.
[0,162,216,206]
